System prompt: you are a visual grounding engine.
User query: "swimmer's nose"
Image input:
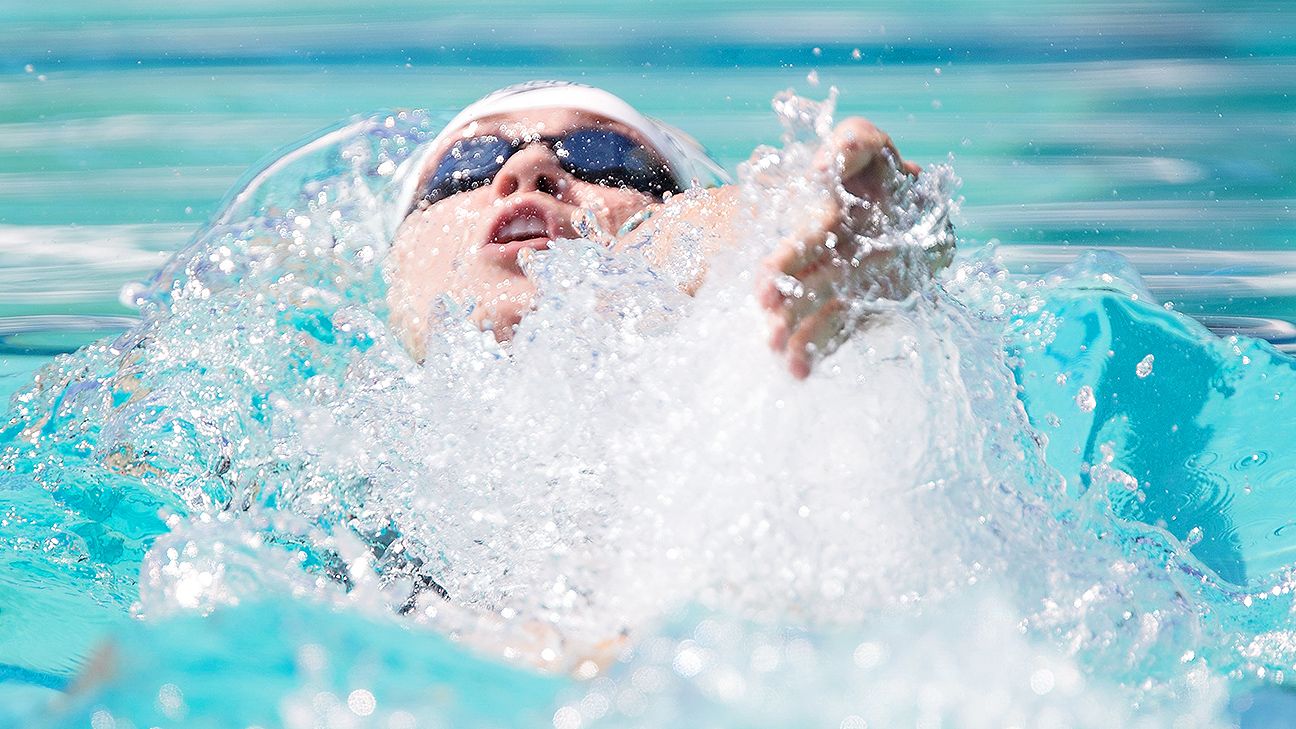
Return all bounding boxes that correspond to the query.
[493,143,567,199]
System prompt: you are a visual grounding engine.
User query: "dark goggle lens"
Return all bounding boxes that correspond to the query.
[419,135,512,205]
[556,130,677,196]
[417,129,680,207]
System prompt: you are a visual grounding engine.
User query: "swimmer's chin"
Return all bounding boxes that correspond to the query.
[485,319,520,343]
[481,236,552,269]
[477,304,532,344]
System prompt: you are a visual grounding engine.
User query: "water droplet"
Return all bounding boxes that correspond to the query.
[806,69,820,86]
[553,706,582,729]
[1029,668,1055,695]
[347,689,376,716]
[156,683,187,720]
[1186,451,1219,469]
[1184,526,1204,548]
[1232,451,1270,471]
[1075,385,1095,412]
[853,641,886,668]
[1136,354,1154,378]
[672,643,705,677]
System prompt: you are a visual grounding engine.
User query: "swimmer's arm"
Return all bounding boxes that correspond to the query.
[609,184,746,295]
[616,117,949,378]
[758,118,946,378]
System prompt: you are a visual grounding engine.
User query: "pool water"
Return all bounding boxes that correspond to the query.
[3,2,1296,727]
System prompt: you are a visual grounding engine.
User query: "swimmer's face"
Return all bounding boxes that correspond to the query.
[387,109,665,357]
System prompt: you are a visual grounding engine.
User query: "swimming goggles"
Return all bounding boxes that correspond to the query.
[415,129,682,207]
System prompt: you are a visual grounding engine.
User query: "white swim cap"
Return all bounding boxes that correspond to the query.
[393,81,729,214]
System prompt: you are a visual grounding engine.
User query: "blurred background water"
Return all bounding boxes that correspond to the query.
[1,0,1293,349]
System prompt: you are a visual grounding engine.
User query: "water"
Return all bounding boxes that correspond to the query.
[4,2,1296,727]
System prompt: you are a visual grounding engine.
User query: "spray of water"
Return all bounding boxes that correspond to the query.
[6,92,1296,727]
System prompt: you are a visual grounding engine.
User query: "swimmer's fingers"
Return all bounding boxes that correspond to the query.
[758,195,850,291]
[815,118,888,175]
[757,230,854,336]
[784,298,852,379]
[758,239,834,306]
[761,244,903,376]
[759,223,896,314]
[758,221,875,358]
[762,287,825,352]
[759,116,915,379]
[816,117,918,202]
[761,257,846,354]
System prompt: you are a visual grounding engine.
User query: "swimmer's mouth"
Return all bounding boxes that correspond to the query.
[486,203,559,261]
[495,216,549,244]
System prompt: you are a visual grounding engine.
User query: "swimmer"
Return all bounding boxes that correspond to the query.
[386,81,949,378]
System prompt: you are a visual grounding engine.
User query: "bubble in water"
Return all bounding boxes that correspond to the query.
[155,683,187,720]
[1029,668,1055,695]
[346,689,376,716]
[1136,354,1154,378]
[1075,385,1096,412]
[554,705,582,729]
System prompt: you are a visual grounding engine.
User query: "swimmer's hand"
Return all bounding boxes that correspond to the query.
[758,117,938,379]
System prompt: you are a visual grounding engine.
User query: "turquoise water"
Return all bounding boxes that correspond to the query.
[3,2,1296,727]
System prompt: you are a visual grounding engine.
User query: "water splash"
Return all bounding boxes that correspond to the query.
[4,92,1296,727]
